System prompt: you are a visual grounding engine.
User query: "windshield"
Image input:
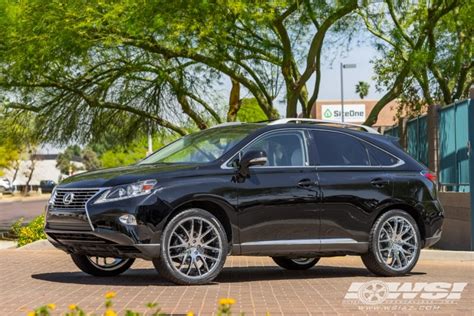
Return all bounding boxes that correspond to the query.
[139,124,261,164]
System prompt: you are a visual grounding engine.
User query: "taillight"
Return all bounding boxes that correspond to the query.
[421,170,437,183]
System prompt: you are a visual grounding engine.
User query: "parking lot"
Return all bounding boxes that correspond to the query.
[0,249,472,315]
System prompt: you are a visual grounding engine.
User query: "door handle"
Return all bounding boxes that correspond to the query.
[298,179,317,188]
[371,178,389,188]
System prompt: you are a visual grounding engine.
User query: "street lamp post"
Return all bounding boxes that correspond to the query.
[340,63,357,123]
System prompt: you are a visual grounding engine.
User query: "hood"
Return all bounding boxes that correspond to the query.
[58,163,199,188]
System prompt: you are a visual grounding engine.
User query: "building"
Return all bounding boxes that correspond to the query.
[311,99,400,129]
[2,144,84,190]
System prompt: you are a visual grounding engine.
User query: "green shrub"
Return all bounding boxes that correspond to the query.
[11,214,47,247]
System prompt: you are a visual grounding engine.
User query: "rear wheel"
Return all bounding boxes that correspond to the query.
[71,254,134,277]
[153,208,228,285]
[361,209,421,276]
[272,257,320,270]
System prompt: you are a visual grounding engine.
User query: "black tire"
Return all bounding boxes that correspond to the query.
[70,254,135,277]
[153,208,228,285]
[272,257,320,270]
[361,209,421,276]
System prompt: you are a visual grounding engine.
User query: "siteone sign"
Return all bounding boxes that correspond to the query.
[321,104,366,123]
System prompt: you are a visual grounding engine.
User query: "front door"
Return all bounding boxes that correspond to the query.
[234,129,321,255]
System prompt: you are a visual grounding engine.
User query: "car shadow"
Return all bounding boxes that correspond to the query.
[31,265,426,286]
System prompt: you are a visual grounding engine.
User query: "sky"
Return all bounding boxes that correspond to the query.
[318,44,384,100]
[269,40,384,115]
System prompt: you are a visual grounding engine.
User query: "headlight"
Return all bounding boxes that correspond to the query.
[94,179,157,204]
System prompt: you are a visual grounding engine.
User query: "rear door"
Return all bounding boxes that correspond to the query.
[308,130,399,251]
[234,129,321,254]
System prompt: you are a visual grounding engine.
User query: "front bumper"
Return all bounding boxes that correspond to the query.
[45,188,171,260]
[46,228,161,260]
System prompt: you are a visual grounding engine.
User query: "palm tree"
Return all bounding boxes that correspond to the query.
[355,81,370,99]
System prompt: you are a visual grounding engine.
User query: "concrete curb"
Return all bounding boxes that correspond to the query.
[16,239,54,250]
[420,249,474,261]
[0,240,17,249]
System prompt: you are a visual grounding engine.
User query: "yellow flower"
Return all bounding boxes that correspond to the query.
[219,298,236,305]
[47,304,56,310]
[105,291,117,299]
[104,309,117,316]
[68,304,77,310]
[187,312,194,316]
[27,312,36,316]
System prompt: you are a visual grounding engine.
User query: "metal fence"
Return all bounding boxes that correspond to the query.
[384,99,471,192]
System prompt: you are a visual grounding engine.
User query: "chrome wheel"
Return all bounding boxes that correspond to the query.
[86,256,130,271]
[291,257,315,265]
[167,216,223,279]
[377,215,418,271]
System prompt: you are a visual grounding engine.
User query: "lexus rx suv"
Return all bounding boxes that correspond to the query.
[45,119,443,285]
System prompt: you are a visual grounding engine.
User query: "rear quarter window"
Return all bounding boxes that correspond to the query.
[310,130,399,167]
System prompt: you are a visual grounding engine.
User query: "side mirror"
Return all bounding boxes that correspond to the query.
[237,150,268,179]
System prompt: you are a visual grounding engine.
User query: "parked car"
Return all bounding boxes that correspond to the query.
[0,178,12,193]
[45,119,443,285]
[40,180,56,193]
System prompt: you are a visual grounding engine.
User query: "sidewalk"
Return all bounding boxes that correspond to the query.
[0,193,50,203]
[0,249,472,315]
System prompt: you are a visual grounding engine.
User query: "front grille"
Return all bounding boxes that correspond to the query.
[52,189,100,210]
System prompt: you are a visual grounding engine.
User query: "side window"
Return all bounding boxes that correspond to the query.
[311,131,370,166]
[366,144,399,166]
[242,131,307,167]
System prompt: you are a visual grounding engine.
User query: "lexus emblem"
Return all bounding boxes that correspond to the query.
[63,192,75,205]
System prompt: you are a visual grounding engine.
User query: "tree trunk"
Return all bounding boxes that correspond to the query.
[24,159,36,195]
[227,78,241,122]
[398,117,409,151]
[286,88,299,118]
[177,94,208,130]
[427,105,439,175]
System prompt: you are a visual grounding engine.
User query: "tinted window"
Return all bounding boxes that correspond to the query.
[311,130,398,166]
[242,131,307,167]
[366,144,399,166]
[311,131,369,166]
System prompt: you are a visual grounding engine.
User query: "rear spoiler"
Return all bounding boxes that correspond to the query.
[383,135,402,148]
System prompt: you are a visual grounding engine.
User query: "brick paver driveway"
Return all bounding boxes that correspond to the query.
[0,249,472,315]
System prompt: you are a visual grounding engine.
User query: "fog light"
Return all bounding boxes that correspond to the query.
[119,214,137,225]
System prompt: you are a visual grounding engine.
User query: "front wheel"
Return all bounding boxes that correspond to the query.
[153,208,228,285]
[361,210,421,276]
[272,257,320,270]
[71,254,134,277]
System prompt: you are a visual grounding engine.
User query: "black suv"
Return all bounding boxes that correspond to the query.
[45,119,443,285]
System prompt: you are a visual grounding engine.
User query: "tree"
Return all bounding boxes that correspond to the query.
[99,135,170,168]
[236,98,273,123]
[56,146,82,175]
[82,148,101,171]
[359,0,467,126]
[0,0,360,145]
[0,141,20,177]
[0,109,39,191]
[355,81,370,99]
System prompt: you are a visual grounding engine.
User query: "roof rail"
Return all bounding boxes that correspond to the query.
[209,122,243,129]
[268,118,379,134]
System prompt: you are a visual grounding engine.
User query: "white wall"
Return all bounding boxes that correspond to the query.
[3,159,84,186]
